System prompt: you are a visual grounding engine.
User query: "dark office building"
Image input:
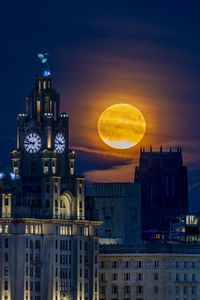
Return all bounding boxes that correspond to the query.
[134,147,188,240]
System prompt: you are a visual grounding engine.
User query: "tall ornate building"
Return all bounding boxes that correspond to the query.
[0,60,101,300]
[134,147,188,240]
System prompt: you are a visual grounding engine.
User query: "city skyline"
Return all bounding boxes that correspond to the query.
[0,2,200,211]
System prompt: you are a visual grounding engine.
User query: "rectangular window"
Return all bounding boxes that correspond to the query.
[154,286,158,294]
[124,286,130,294]
[4,281,8,290]
[111,285,118,294]
[112,273,118,281]
[136,286,143,294]
[124,273,130,281]
[4,253,8,262]
[112,261,117,268]
[4,267,8,276]
[137,261,142,268]
[154,261,159,268]
[154,273,158,280]
[137,273,143,281]
[5,239,8,248]
[183,286,187,294]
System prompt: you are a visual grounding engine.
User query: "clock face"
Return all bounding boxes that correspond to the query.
[24,133,42,154]
[54,133,65,154]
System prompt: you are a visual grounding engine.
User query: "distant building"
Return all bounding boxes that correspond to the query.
[134,147,188,240]
[0,63,101,300]
[185,213,200,243]
[92,183,141,245]
[171,215,186,243]
[99,244,200,300]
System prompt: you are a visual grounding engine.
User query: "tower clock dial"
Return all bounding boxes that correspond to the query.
[24,133,42,153]
[54,133,65,154]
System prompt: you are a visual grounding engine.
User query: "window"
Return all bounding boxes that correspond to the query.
[183,286,187,294]
[30,267,33,277]
[192,273,195,281]
[85,268,88,279]
[35,267,41,278]
[154,286,158,294]
[154,273,158,280]
[124,273,130,281]
[100,273,105,281]
[192,286,196,295]
[25,225,29,234]
[4,267,8,276]
[137,261,142,268]
[112,261,117,268]
[124,261,129,268]
[154,261,159,268]
[4,253,8,262]
[112,273,118,281]
[4,281,8,290]
[192,261,195,268]
[111,285,118,294]
[184,273,187,281]
[136,286,143,294]
[35,281,41,292]
[184,261,187,268]
[137,273,143,281]
[5,239,8,248]
[176,273,179,281]
[175,286,179,294]
[100,286,106,294]
[124,286,130,294]
[35,240,40,249]
[26,281,28,291]
[176,261,179,268]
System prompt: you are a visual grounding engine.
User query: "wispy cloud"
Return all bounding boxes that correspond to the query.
[83,162,136,183]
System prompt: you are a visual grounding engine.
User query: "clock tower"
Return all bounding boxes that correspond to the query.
[0,57,101,300]
[10,60,83,220]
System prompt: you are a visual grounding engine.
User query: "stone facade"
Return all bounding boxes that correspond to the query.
[92,183,141,245]
[0,66,101,300]
[99,244,200,300]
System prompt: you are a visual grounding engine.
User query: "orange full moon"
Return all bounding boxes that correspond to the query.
[97,103,146,149]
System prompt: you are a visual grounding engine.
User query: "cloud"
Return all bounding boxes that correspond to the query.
[83,162,136,183]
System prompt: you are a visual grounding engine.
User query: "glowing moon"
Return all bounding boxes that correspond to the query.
[97,103,146,149]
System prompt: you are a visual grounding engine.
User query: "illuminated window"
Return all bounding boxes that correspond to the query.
[44,166,49,174]
[0,225,2,233]
[25,225,29,234]
[4,225,8,234]
[84,226,89,236]
[30,225,34,234]
[68,226,72,236]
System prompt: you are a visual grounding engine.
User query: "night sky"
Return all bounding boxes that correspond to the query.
[0,1,200,211]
